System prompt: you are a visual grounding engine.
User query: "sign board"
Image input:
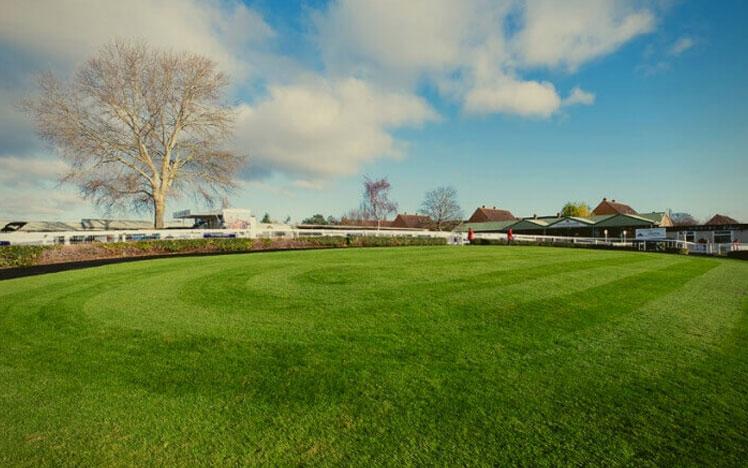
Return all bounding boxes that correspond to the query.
[635,228,667,240]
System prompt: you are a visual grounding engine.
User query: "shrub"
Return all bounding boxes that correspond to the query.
[350,236,447,247]
[0,245,50,268]
[0,235,448,269]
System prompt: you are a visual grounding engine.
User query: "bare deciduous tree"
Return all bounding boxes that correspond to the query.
[340,206,370,225]
[670,212,698,226]
[419,186,463,230]
[362,176,397,229]
[24,39,244,228]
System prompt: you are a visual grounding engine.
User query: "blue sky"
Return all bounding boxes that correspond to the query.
[1,0,746,222]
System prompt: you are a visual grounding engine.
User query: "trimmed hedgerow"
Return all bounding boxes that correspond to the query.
[0,235,447,269]
[99,238,255,255]
[350,236,447,247]
[0,245,51,268]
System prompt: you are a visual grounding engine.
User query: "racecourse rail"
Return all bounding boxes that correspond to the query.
[1,226,745,256]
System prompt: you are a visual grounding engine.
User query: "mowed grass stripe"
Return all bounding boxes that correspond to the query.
[0,246,746,466]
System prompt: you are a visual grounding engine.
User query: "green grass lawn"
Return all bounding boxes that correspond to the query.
[1,246,747,465]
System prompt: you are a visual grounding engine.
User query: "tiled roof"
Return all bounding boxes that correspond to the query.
[592,198,637,215]
[392,214,432,229]
[468,207,516,223]
[705,214,739,225]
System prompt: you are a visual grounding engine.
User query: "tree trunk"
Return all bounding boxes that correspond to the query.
[153,194,165,229]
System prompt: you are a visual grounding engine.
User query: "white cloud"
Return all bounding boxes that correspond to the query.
[0,155,85,219]
[669,36,695,56]
[0,190,86,219]
[514,0,655,71]
[465,78,561,117]
[314,0,655,118]
[234,78,438,177]
[0,155,68,184]
[0,0,664,200]
[314,0,510,83]
[562,86,596,107]
[0,0,273,77]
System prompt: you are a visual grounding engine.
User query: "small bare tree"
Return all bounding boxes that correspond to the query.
[340,206,370,225]
[24,39,244,228]
[419,186,463,230]
[670,212,698,226]
[362,176,397,229]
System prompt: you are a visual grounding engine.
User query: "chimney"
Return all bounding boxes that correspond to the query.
[603,197,607,202]
[556,212,560,217]
[482,205,485,208]
[533,213,538,219]
[612,199,616,203]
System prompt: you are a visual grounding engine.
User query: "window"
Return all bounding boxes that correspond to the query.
[714,230,732,244]
[685,231,695,242]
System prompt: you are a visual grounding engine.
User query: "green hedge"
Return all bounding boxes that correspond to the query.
[100,238,255,254]
[0,235,447,269]
[0,245,51,268]
[350,236,446,247]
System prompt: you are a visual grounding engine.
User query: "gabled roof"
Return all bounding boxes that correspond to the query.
[510,218,551,230]
[593,213,659,228]
[592,198,637,216]
[468,206,516,223]
[454,220,518,232]
[547,216,597,228]
[705,214,739,225]
[392,213,432,229]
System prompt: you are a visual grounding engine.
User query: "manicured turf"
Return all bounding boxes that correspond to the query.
[1,246,747,465]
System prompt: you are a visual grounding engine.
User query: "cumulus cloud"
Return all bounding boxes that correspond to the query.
[314,0,509,82]
[314,0,654,118]
[514,0,655,71]
[464,78,561,117]
[0,155,68,184]
[0,0,663,198]
[0,0,273,77]
[234,78,438,177]
[0,155,86,218]
[0,190,86,219]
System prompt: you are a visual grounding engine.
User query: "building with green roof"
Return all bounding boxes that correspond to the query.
[454,199,673,238]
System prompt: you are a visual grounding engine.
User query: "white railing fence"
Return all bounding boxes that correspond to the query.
[0,227,455,247]
[473,232,745,256]
[1,227,742,257]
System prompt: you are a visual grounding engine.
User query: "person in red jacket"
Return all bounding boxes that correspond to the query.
[507,228,514,245]
[467,227,475,243]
